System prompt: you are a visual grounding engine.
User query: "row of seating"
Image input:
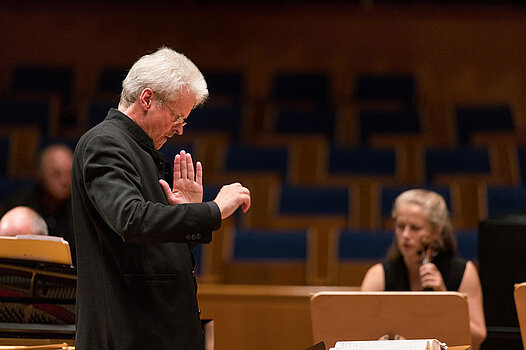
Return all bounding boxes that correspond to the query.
[6,131,524,186]
[2,132,526,227]
[5,66,414,107]
[1,128,521,184]
[0,91,517,146]
[200,181,526,229]
[193,225,478,286]
[1,67,519,147]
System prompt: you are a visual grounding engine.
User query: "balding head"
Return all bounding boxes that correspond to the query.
[39,144,73,201]
[0,206,49,236]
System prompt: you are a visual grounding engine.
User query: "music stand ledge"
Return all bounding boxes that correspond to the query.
[515,282,526,350]
[310,291,471,349]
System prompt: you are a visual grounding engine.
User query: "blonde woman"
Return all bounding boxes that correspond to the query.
[361,189,486,350]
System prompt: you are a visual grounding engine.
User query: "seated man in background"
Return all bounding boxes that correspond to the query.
[5,144,76,263]
[0,206,48,236]
[361,189,486,350]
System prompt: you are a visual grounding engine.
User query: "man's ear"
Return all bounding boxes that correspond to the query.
[139,88,154,110]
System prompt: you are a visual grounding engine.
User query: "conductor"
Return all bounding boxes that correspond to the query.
[71,47,251,350]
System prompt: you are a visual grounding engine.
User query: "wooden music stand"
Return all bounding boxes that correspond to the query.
[514,282,526,350]
[0,236,72,266]
[310,291,471,349]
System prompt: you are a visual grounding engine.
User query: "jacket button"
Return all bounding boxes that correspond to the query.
[191,234,197,240]
[196,233,201,239]
[186,234,191,240]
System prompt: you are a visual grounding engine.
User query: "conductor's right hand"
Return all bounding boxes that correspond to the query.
[213,183,251,219]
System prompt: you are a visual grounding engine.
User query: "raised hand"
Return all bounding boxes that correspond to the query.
[159,150,203,205]
[213,183,251,219]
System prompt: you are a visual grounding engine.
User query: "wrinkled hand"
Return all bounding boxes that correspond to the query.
[419,262,447,291]
[159,150,203,205]
[213,183,251,219]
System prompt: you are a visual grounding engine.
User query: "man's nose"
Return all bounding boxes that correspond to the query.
[174,124,184,135]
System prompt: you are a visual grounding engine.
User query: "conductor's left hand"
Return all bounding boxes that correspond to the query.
[159,150,203,205]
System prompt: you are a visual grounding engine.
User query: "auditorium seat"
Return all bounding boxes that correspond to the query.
[469,133,521,186]
[97,66,128,95]
[425,147,491,184]
[84,100,115,128]
[358,109,420,145]
[278,185,349,216]
[483,185,526,218]
[272,185,351,283]
[455,105,514,146]
[220,227,316,285]
[324,146,399,228]
[11,66,74,107]
[424,148,492,228]
[454,229,478,262]
[516,146,526,184]
[328,146,397,181]
[273,107,336,142]
[355,74,415,111]
[192,244,202,274]
[271,71,330,107]
[0,137,9,178]
[247,133,328,186]
[78,67,127,130]
[185,105,243,143]
[367,134,438,185]
[202,70,244,105]
[39,137,78,154]
[0,126,41,179]
[0,96,57,136]
[330,229,393,286]
[224,145,289,179]
[337,229,393,260]
[160,142,194,162]
[263,184,350,231]
[0,177,37,213]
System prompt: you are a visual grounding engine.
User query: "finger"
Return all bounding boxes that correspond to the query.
[186,153,195,181]
[173,154,181,184]
[159,179,175,204]
[241,190,251,213]
[180,150,187,179]
[196,161,203,186]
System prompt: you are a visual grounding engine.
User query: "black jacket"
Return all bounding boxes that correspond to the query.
[71,109,221,350]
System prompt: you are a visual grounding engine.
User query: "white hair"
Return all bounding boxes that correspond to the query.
[119,47,208,108]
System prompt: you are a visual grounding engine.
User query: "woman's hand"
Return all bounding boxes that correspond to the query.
[419,263,447,291]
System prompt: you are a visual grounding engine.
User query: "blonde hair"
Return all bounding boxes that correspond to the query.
[387,189,456,260]
[119,47,208,108]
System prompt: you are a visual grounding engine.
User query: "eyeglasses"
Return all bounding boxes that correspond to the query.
[164,101,187,127]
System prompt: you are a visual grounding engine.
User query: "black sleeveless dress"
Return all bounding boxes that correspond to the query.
[382,252,467,291]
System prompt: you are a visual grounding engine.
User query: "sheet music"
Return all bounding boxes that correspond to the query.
[13,234,67,242]
[0,235,72,265]
[331,339,446,350]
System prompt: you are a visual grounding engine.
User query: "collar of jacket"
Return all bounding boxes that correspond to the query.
[105,108,167,173]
